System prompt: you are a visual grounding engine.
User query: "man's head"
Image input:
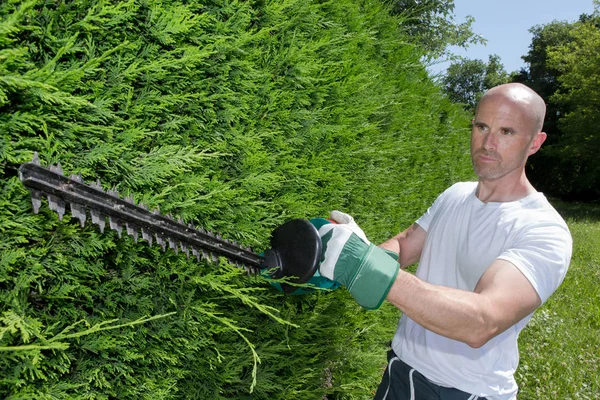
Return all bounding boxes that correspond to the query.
[477,83,546,134]
[470,83,547,182]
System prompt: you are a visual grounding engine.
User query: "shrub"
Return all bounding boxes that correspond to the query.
[0,0,472,398]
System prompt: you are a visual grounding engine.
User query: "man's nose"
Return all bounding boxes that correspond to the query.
[482,131,498,150]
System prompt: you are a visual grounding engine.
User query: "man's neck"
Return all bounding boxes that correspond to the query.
[476,173,537,203]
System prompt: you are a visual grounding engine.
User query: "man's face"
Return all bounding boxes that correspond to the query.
[470,95,544,182]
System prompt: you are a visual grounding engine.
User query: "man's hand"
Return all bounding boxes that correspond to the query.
[329,210,400,261]
[317,212,400,309]
[328,210,369,242]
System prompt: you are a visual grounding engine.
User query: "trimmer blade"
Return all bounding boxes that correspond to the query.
[18,153,265,273]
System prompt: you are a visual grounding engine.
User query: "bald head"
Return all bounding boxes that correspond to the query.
[477,83,546,135]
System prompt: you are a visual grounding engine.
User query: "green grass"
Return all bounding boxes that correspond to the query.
[516,201,600,399]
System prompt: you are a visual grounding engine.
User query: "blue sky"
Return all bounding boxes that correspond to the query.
[429,0,598,75]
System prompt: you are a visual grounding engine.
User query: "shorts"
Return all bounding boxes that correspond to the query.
[373,350,487,400]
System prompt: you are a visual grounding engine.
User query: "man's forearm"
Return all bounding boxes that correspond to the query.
[378,224,424,268]
[386,270,495,348]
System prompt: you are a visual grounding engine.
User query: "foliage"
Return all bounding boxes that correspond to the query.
[442,54,510,111]
[544,19,600,200]
[517,21,574,100]
[512,19,575,153]
[0,0,472,398]
[513,4,600,201]
[387,0,484,60]
[517,200,600,399]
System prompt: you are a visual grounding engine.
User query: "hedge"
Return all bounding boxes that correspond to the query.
[0,0,473,398]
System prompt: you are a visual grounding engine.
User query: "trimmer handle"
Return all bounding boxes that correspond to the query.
[262,219,323,293]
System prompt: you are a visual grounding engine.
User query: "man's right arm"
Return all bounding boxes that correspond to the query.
[379,224,426,269]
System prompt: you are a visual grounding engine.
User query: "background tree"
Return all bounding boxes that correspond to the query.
[483,54,511,89]
[514,2,600,200]
[442,54,510,111]
[512,20,575,147]
[389,0,485,59]
[544,12,600,200]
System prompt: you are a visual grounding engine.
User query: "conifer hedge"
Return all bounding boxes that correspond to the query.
[0,0,473,398]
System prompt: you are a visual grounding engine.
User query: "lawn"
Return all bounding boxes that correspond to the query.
[516,201,600,399]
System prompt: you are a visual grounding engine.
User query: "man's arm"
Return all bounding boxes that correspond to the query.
[319,216,542,325]
[385,259,542,348]
[379,224,426,269]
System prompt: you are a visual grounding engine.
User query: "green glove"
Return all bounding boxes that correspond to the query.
[318,214,400,310]
[328,210,400,260]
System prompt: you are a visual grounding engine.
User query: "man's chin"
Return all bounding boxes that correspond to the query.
[473,165,504,181]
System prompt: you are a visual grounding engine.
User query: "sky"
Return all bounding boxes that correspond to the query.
[428,0,598,75]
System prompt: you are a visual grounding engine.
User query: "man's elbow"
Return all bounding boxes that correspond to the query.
[466,335,492,349]
[464,316,501,349]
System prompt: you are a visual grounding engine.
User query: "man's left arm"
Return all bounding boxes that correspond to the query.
[386,259,541,348]
[318,213,570,327]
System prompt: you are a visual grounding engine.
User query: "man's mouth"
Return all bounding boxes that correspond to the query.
[475,151,499,163]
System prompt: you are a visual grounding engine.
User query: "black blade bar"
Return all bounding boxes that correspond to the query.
[18,161,264,270]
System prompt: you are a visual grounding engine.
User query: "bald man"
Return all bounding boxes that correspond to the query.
[320,84,572,399]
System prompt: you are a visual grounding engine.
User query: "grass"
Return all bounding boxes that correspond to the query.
[516,200,600,399]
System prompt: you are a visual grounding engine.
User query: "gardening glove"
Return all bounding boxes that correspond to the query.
[317,215,400,310]
[327,211,400,261]
[328,210,369,242]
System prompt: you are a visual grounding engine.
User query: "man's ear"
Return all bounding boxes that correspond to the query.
[528,132,547,156]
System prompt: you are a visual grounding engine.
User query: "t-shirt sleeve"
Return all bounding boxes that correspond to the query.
[416,183,464,232]
[498,223,572,304]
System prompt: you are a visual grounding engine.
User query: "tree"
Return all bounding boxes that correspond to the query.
[442,54,510,111]
[483,54,511,89]
[544,17,600,200]
[513,2,600,200]
[512,20,575,144]
[389,0,485,59]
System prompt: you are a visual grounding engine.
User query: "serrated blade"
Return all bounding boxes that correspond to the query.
[90,209,106,233]
[142,227,153,246]
[108,217,123,238]
[126,222,139,242]
[31,189,42,214]
[17,153,264,273]
[71,202,87,227]
[47,194,66,220]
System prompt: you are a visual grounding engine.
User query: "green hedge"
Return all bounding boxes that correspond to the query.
[0,0,473,398]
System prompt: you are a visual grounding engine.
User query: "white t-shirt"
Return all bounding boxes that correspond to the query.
[391,182,572,399]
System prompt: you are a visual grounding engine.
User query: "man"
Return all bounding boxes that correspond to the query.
[317,83,572,399]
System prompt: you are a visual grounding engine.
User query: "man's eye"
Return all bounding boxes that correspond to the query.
[501,129,513,135]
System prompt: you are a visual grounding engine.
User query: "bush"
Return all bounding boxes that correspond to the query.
[0,0,472,398]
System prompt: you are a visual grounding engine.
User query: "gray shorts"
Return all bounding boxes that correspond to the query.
[373,350,487,400]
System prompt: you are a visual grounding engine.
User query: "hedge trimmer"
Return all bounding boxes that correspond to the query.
[18,153,322,293]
